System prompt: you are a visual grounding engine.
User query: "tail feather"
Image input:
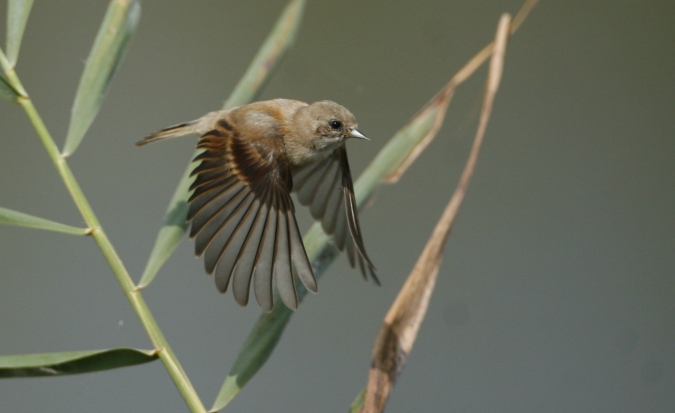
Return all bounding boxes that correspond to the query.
[136,110,227,147]
[135,120,200,146]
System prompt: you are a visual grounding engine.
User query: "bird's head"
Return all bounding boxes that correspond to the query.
[286,101,368,164]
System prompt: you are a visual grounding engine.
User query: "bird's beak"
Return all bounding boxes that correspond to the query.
[349,128,370,141]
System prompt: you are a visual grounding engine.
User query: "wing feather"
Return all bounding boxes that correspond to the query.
[252,208,277,311]
[292,146,378,282]
[288,208,317,293]
[321,175,343,236]
[204,191,256,278]
[309,160,340,220]
[187,117,317,310]
[189,181,247,244]
[231,200,267,306]
[273,211,297,310]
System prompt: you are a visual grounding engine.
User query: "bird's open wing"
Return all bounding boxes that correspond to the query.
[292,146,378,283]
[188,120,317,311]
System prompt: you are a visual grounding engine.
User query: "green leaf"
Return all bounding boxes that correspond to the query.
[138,0,307,290]
[210,60,462,413]
[349,388,366,413]
[0,74,20,102]
[0,348,158,378]
[224,0,307,109]
[6,0,35,67]
[137,166,192,288]
[211,306,293,411]
[62,0,140,156]
[0,206,88,235]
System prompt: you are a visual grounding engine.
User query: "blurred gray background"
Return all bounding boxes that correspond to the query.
[1,1,674,412]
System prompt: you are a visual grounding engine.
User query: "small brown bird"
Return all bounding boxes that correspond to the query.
[137,99,377,311]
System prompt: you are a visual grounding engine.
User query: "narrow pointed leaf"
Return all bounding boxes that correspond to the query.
[137,167,192,288]
[6,0,35,67]
[62,0,140,156]
[349,388,367,413]
[214,2,535,408]
[0,348,158,378]
[139,0,307,290]
[224,0,307,109]
[0,206,88,235]
[0,75,20,102]
[210,310,292,410]
[359,15,511,412]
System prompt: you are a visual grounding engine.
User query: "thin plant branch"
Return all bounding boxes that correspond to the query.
[357,13,512,413]
[0,43,207,413]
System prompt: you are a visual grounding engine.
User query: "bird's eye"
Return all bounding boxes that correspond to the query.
[329,120,342,130]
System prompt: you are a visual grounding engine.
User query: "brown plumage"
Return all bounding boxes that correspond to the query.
[137,99,377,311]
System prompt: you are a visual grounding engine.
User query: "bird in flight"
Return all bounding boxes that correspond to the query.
[137,99,378,311]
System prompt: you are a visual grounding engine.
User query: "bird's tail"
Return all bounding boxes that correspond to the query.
[135,120,200,147]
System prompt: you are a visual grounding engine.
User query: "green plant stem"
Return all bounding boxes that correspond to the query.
[5,65,206,413]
